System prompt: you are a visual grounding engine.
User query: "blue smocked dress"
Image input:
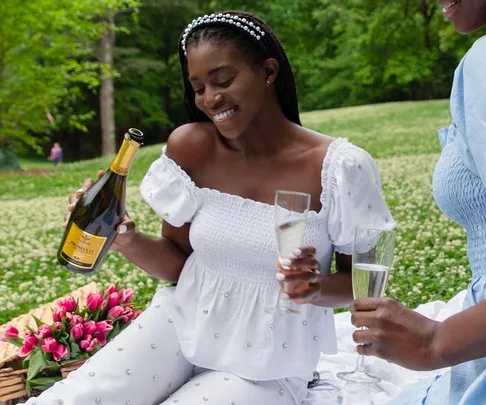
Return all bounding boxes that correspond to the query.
[391,35,486,405]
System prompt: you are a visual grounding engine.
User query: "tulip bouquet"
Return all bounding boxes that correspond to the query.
[0,285,142,395]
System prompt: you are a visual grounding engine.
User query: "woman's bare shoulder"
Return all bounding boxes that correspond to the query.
[165,122,217,172]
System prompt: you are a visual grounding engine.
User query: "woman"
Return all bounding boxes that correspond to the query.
[26,10,393,405]
[350,2,486,405]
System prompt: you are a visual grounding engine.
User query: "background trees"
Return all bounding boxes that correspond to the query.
[2,0,484,164]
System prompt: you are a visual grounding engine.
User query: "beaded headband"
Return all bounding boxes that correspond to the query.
[181,13,266,56]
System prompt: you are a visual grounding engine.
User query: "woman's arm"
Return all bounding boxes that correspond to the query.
[312,252,353,308]
[115,222,192,283]
[431,299,486,369]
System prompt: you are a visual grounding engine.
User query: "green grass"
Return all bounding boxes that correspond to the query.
[1,99,468,326]
[18,157,57,170]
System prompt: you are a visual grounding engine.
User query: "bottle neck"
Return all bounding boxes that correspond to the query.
[110,136,141,176]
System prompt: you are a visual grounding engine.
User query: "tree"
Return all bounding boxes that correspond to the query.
[0,0,104,155]
[97,0,140,156]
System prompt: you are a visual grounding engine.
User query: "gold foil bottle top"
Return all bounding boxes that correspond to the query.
[110,128,144,176]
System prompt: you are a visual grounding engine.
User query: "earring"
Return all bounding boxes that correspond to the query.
[266,80,270,85]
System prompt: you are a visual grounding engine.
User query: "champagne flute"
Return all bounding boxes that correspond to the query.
[337,226,396,384]
[265,190,311,316]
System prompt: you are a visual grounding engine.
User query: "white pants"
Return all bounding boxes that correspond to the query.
[24,290,308,405]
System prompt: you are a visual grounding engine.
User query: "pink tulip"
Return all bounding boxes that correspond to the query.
[95,321,113,334]
[24,333,38,347]
[52,307,67,322]
[41,337,58,353]
[104,284,117,297]
[53,343,68,361]
[18,333,38,358]
[80,335,93,350]
[132,310,142,320]
[53,322,64,330]
[81,336,99,353]
[94,331,107,346]
[57,296,77,313]
[83,321,96,336]
[108,306,124,319]
[70,315,84,325]
[0,326,19,341]
[86,292,104,312]
[108,292,122,309]
[19,343,35,357]
[120,288,134,304]
[37,325,53,339]
[70,324,84,340]
[121,308,133,323]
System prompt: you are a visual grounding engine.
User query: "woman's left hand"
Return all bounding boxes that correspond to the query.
[276,247,322,304]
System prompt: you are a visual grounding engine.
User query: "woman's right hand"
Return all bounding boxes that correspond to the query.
[63,170,137,251]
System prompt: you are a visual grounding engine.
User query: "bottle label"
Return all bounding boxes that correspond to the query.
[60,223,107,269]
[110,136,140,176]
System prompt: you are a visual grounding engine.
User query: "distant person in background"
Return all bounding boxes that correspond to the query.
[350,2,486,405]
[48,142,63,166]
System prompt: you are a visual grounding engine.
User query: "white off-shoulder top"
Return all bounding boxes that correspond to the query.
[139,138,394,381]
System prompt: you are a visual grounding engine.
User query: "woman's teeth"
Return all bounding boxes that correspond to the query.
[444,0,461,11]
[214,108,235,122]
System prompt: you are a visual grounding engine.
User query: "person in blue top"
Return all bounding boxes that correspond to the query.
[350,1,486,405]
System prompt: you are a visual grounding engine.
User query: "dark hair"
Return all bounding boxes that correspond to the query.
[178,10,301,125]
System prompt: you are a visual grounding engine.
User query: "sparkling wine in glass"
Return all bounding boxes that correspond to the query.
[265,190,311,316]
[337,226,396,384]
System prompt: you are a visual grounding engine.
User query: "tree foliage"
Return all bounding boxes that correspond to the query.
[2,0,485,159]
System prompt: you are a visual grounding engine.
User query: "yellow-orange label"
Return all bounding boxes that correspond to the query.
[60,223,107,269]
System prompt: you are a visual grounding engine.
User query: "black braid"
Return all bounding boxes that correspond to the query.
[178,10,301,126]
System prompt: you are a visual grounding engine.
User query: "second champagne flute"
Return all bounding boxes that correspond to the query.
[337,226,396,384]
[265,190,311,316]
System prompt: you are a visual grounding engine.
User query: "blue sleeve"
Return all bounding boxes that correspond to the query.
[463,36,486,187]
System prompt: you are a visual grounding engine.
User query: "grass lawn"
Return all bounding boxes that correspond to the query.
[0,99,469,325]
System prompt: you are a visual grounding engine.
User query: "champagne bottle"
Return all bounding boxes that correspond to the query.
[57,128,143,274]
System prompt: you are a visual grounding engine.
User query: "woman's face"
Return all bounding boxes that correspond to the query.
[187,40,269,139]
[440,0,486,33]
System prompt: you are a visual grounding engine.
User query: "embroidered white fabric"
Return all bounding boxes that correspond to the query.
[139,138,394,381]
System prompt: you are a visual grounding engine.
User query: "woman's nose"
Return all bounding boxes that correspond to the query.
[204,89,224,109]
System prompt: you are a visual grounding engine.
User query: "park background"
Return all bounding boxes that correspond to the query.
[1,0,484,324]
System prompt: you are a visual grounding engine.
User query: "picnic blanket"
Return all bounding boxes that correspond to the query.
[305,289,467,405]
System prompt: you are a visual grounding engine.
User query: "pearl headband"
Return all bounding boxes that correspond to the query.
[181,13,266,56]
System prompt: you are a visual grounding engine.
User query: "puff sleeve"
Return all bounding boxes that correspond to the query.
[326,142,395,255]
[140,147,200,227]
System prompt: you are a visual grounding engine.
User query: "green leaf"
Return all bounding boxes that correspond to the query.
[30,376,63,391]
[27,349,48,381]
[5,337,23,347]
[107,321,121,342]
[32,315,45,328]
[69,334,81,359]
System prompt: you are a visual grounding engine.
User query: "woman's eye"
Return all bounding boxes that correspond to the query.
[219,78,233,87]
[194,88,205,95]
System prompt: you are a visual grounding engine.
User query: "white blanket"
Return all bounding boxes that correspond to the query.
[305,290,467,405]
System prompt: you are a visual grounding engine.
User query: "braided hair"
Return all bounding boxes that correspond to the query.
[178,10,301,126]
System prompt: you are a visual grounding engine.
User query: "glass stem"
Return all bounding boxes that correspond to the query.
[356,353,365,373]
[355,326,366,372]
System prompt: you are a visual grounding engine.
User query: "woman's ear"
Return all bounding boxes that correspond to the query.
[263,58,280,86]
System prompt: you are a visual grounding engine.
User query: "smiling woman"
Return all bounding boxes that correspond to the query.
[20,10,395,405]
